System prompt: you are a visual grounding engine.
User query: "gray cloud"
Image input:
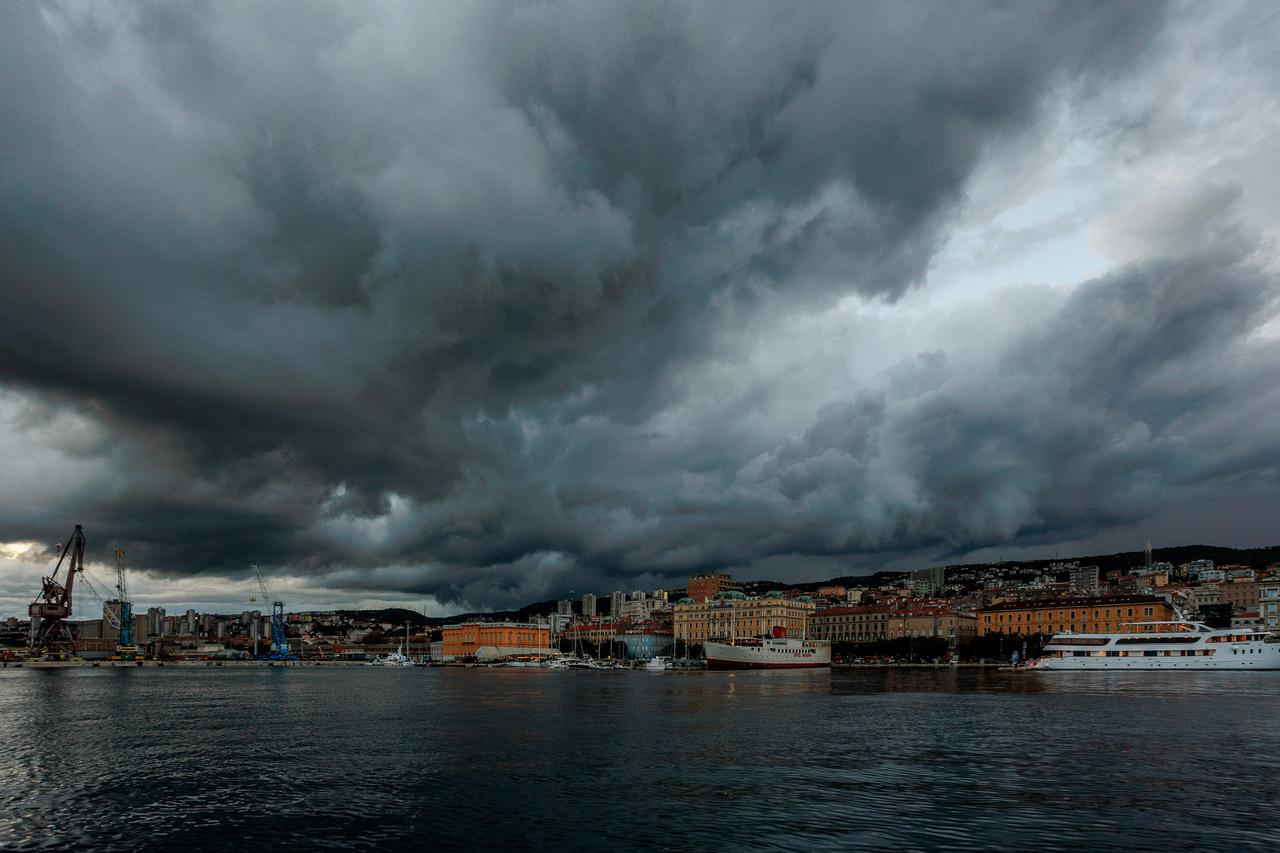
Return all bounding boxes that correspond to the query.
[5,0,1279,612]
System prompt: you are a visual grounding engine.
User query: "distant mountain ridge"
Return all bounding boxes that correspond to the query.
[330,543,1280,625]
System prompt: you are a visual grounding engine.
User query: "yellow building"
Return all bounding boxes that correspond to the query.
[441,621,552,661]
[673,592,815,642]
[977,595,1173,636]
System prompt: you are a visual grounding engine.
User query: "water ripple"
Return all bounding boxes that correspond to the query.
[1,668,1278,850]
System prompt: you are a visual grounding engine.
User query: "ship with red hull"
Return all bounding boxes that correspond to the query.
[704,636,831,669]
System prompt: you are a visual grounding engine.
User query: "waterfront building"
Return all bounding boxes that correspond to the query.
[581,593,597,619]
[687,572,741,603]
[977,595,1174,636]
[556,599,573,617]
[1259,576,1280,633]
[441,621,552,661]
[610,590,624,618]
[811,605,891,643]
[817,585,848,601]
[673,592,814,643]
[887,607,977,647]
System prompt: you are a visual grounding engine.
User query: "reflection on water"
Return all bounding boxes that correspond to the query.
[1,667,1277,851]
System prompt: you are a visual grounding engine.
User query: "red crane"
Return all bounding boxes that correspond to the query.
[28,524,85,655]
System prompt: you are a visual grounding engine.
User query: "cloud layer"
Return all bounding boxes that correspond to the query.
[2,1,1278,614]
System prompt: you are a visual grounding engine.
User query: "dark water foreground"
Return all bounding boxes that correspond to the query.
[2,667,1277,851]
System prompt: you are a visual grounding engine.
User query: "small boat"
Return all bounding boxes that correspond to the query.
[367,623,416,667]
[644,656,673,671]
[381,646,415,667]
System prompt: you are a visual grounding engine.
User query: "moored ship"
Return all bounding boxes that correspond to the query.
[704,635,831,669]
[1030,620,1280,670]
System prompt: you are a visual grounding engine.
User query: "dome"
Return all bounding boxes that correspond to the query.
[677,597,695,605]
[725,590,747,600]
[764,590,783,599]
[796,595,813,602]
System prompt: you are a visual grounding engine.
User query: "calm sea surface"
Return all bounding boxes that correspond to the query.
[1,666,1277,851]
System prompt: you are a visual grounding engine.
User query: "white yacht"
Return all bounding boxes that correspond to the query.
[1030,620,1280,670]
[644,656,673,671]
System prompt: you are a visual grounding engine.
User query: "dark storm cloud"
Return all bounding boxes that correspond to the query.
[11,0,1274,611]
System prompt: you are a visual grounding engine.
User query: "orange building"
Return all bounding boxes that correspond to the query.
[687,572,741,603]
[441,621,552,661]
[978,595,1174,636]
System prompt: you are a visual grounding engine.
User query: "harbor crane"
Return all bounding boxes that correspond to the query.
[114,548,139,659]
[28,524,85,655]
[249,563,294,660]
[75,558,141,661]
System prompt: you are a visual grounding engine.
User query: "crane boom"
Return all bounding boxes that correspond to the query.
[115,548,134,649]
[77,568,122,630]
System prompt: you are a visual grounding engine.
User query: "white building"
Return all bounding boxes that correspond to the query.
[1069,565,1100,593]
[1259,577,1279,633]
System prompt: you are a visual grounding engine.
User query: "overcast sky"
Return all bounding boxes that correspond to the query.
[3,1,1279,618]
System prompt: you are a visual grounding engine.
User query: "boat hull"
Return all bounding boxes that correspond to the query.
[1031,655,1280,671]
[706,659,828,669]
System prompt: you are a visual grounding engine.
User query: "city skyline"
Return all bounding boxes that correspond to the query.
[2,535,1273,622]
[4,2,1280,618]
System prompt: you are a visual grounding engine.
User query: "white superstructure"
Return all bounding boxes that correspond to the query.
[1030,620,1280,670]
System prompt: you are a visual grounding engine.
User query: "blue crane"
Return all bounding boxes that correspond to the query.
[250,564,295,660]
[114,548,139,659]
